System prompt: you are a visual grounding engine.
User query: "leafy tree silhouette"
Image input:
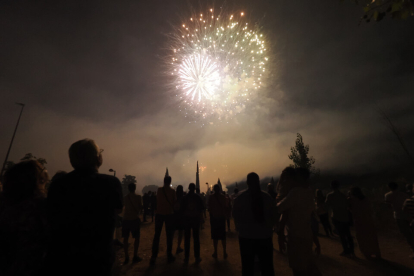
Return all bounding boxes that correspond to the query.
[288,133,318,174]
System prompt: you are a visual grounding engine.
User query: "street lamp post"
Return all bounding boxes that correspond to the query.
[0,103,25,179]
[109,168,116,177]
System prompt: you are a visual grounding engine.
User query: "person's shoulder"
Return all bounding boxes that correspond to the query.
[49,170,76,189]
[261,190,273,200]
[234,190,248,200]
[96,173,120,183]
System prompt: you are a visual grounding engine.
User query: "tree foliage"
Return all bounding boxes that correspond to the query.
[288,133,316,172]
[142,185,159,195]
[344,0,414,23]
[121,174,137,196]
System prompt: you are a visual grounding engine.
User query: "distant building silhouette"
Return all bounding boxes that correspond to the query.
[165,167,169,178]
[218,178,222,192]
[196,161,200,193]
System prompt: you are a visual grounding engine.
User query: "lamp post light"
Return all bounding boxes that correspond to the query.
[0,103,25,180]
[109,168,116,177]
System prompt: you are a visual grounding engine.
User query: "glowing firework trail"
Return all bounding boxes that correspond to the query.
[169,9,268,121]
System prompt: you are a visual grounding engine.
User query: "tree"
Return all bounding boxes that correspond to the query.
[288,133,317,172]
[142,185,159,195]
[343,0,414,23]
[121,175,137,196]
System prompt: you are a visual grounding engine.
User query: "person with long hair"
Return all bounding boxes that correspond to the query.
[349,187,381,259]
[0,160,49,276]
[277,168,321,276]
[233,172,275,276]
[315,189,333,237]
[208,184,228,259]
[174,185,184,254]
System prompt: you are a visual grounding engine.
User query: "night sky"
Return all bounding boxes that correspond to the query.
[1,0,413,192]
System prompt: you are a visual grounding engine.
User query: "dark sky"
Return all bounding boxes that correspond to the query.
[1,0,413,192]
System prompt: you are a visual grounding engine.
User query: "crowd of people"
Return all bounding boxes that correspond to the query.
[0,138,414,276]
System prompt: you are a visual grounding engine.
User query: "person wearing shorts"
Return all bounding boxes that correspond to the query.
[122,183,143,264]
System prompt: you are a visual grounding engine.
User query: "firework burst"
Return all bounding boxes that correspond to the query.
[170,9,268,122]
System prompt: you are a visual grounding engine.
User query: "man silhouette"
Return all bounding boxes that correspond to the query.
[326,180,354,257]
[46,139,123,276]
[150,176,176,264]
[181,183,204,263]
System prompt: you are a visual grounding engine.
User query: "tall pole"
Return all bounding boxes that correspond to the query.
[1,103,25,179]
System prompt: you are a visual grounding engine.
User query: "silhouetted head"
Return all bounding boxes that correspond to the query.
[388,182,398,191]
[69,139,103,171]
[331,180,340,190]
[280,167,296,183]
[234,188,239,194]
[51,170,67,182]
[3,160,49,202]
[176,185,183,198]
[188,183,196,193]
[246,172,265,223]
[247,172,260,191]
[128,183,136,193]
[315,189,324,199]
[213,184,220,194]
[296,167,310,187]
[164,175,172,187]
[267,183,274,192]
[350,187,365,200]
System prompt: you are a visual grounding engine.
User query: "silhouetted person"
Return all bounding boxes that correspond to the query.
[122,183,143,264]
[150,176,176,265]
[209,184,228,259]
[349,187,381,259]
[150,191,157,222]
[385,182,414,257]
[276,167,298,252]
[224,191,232,232]
[325,180,354,257]
[50,170,67,182]
[46,139,123,276]
[277,168,320,276]
[0,160,49,276]
[181,183,204,263]
[200,192,207,229]
[276,167,297,202]
[175,185,185,254]
[315,189,333,237]
[231,188,240,202]
[267,183,277,200]
[233,173,275,276]
[143,192,150,222]
[403,185,414,258]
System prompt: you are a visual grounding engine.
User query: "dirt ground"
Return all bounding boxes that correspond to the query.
[113,215,414,276]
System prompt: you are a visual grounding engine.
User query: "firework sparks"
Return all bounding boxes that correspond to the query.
[170,9,268,122]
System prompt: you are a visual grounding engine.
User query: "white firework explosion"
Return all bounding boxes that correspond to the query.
[169,9,268,122]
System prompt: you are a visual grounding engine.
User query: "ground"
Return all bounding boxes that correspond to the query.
[113,215,414,276]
